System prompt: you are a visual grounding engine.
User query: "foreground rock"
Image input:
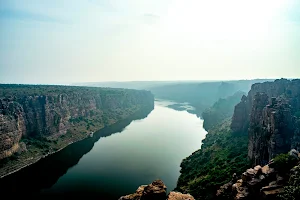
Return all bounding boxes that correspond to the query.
[119,180,194,200]
[217,150,300,199]
[168,191,195,200]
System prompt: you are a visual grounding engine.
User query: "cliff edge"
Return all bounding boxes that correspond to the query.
[231,79,300,166]
[0,84,154,177]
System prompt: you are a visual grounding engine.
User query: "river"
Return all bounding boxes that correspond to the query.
[0,100,207,199]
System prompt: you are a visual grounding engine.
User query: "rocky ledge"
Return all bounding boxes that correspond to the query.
[119,180,195,200]
[216,149,300,199]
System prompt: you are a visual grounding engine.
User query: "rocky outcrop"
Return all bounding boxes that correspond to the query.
[168,191,195,200]
[216,150,300,199]
[0,84,154,161]
[119,180,167,200]
[231,79,300,166]
[119,180,194,200]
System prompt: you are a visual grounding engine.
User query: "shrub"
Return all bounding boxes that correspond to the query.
[273,154,298,173]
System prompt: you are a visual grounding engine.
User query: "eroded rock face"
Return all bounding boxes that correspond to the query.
[231,79,300,166]
[0,99,26,159]
[0,85,154,160]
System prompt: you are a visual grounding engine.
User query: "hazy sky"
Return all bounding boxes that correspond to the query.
[1,0,300,84]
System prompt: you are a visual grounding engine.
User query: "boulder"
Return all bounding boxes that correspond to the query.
[254,165,262,171]
[260,185,284,199]
[261,165,275,176]
[119,180,166,200]
[119,185,147,200]
[289,149,300,160]
[167,192,195,200]
[235,185,249,200]
[141,179,167,200]
[216,181,233,197]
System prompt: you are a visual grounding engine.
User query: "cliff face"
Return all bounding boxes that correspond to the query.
[231,79,300,166]
[0,85,154,160]
[202,91,245,131]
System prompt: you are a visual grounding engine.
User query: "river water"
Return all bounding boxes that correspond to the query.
[0,100,207,199]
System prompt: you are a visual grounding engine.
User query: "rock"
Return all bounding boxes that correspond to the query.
[120,180,195,200]
[235,185,249,199]
[247,178,263,195]
[289,149,300,160]
[242,172,251,182]
[261,165,275,175]
[142,179,167,200]
[167,192,195,200]
[259,175,265,180]
[246,168,256,176]
[119,185,146,200]
[231,79,300,166]
[216,181,234,197]
[254,165,262,171]
[268,181,277,186]
[119,180,167,200]
[260,185,284,199]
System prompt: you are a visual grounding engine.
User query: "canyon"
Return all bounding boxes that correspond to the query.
[170,79,300,200]
[0,84,154,177]
[1,79,300,200]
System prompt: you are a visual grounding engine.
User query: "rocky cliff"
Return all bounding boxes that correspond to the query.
[0,84,154,176]
[231,79,300,166]
[216,149,300,200]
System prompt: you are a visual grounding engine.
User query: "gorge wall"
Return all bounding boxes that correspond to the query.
[0,84,154,164]
[231,79,300,166]
[176,79,300,200]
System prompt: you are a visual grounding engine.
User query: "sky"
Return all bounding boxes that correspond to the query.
[0,0,300,84]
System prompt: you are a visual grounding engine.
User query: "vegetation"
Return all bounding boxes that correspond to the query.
[0,84,140,98]
[176,119,250,200]
[273,153,298,174]
[279,165,300,200]
[202,91,245,130]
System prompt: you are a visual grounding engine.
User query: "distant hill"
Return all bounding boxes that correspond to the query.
[72,81,206,90]
[147,79,275,114]
[74,79,275,115]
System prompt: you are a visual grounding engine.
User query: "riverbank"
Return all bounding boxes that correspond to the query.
[0,101,205,198]
[0,105,150,178]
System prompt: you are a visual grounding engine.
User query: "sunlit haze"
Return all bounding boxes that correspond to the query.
[1,0,300,84]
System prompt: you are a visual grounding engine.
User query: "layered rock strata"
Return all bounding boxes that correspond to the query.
[231,79,300,165]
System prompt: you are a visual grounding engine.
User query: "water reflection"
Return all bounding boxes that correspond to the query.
[0,106,153,196]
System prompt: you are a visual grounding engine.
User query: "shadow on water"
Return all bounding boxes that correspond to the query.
[0,106,153,197]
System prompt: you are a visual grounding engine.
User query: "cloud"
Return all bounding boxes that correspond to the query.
[0,9,69,24]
